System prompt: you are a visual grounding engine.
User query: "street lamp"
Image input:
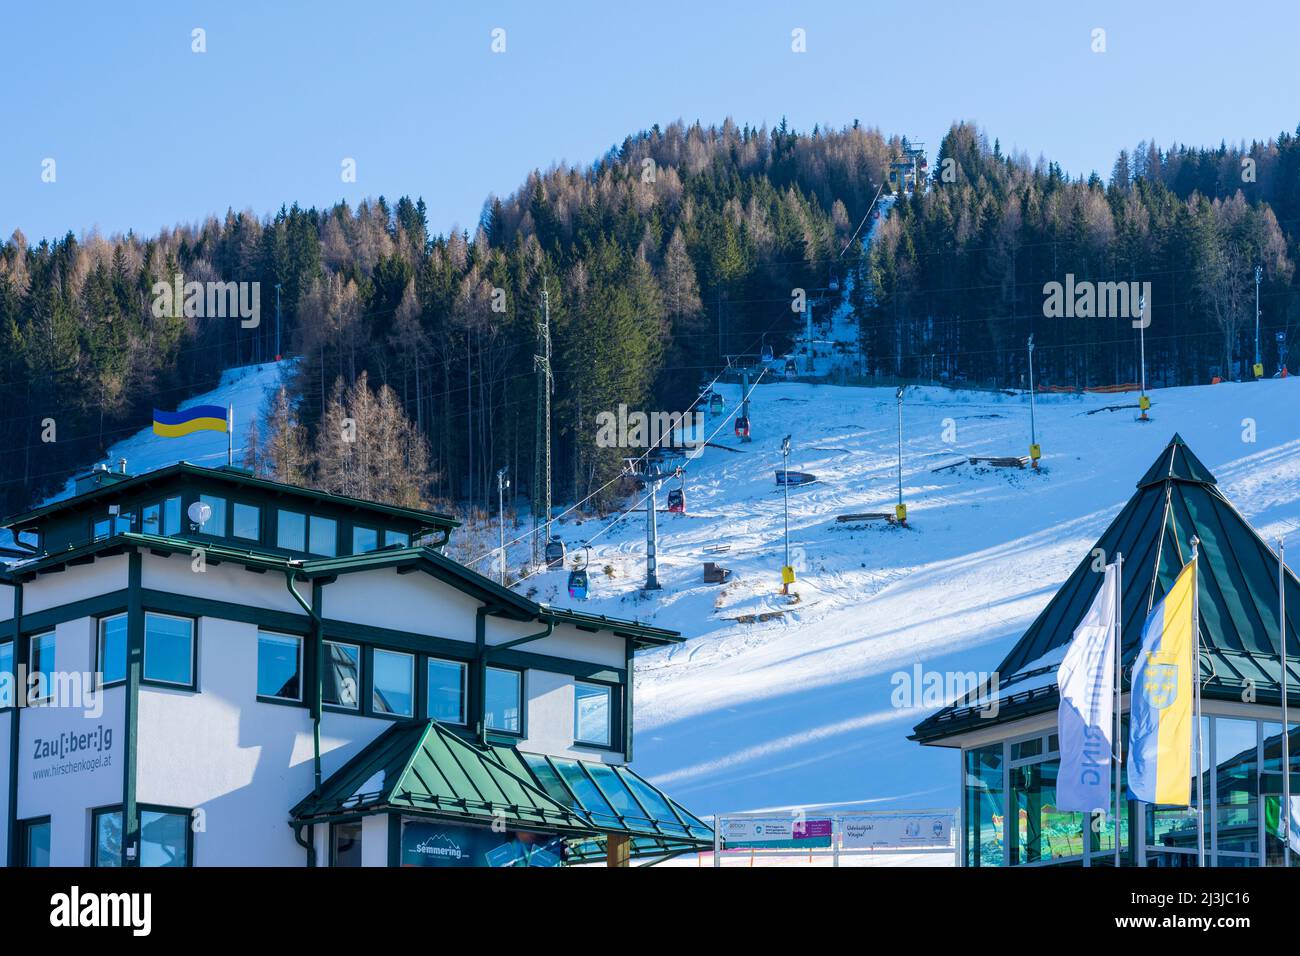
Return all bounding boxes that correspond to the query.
[895,389,908,523]
[496,466,510,585]
[1138,295,1150,421]
[781,435,793,594]
[1255,265,1264,379]
[1027,335,1040,469]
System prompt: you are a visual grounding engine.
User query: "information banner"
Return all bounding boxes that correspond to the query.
[840,813,952,849]
[722,817,833,849]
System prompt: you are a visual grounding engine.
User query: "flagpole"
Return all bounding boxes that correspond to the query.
[227,404,234,467]
[1281,536,1291,868]
[1190,537,1205,867]
[1114,552,1124,866]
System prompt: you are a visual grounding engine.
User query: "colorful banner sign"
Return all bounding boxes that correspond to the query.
[400,821,563,867]
[840,813,952,849]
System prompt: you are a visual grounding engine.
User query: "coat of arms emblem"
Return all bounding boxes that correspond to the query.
[1142,655,1179,709]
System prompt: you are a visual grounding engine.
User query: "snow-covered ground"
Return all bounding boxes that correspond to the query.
[517,377,1300,818]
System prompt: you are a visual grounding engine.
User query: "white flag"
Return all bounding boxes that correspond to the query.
[1056,562,1118,815]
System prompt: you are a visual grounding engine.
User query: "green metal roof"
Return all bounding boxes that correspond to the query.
[292,720,713,862]
[913,434,1300,744]
[290,720,589,832]
[488,746,714,862]
[2,462,458,532]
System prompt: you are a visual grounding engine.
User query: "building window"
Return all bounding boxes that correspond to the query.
[427,658,466,724]
[574,681,613,747]
[198,494,227,536]
[20,818,51,867]
[232,502,260,541]
[143,613,195,688]
[159,496,180,535]
[94,807,191,867]
[93,517,111,541]
[93,808,122,867]
[323,641,360,710]
[277,510,307,552]
[257,632,302,702]
[385,529,410,549]
[141,503,161,535]
[372,649,414,717]
[331,821,363,867]
[98,614,128,686]
[0,640,12,709]
[28,632,55,703]
[964,745,1004,867]
[352,525,379,554]
[485,667,522,735]
[309,515,337,557]
[114,511,135,535]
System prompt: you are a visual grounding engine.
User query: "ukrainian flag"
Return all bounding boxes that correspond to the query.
[153,404,229,438]
[1128,559,1197,806]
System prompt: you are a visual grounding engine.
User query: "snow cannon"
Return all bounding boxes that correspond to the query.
[895,502,908,526]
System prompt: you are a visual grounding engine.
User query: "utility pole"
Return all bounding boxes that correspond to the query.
[274,282,283,362]
[1280,537,1291,868]
[533,284,554,566]
[1028,335,1040,468]
[1255,264,1264,378]
[496,466,509,585]
[781,435,793,594]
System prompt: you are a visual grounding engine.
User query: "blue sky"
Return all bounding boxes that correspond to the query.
[2,0,1295,244]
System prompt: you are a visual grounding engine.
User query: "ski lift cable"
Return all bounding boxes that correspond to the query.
[468,365,734,568]
[839,183,884,258]
[505,372,766,589]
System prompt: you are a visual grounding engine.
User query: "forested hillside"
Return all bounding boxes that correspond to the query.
[862,124,1299,389]
[3,118,1300,520]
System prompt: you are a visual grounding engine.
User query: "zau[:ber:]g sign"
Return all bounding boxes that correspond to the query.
[49,886,151,936]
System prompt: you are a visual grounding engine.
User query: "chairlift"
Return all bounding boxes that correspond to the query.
[544,535,566,570]
[761,343,775,363]
[735,415,750,439]
[567,546,591,600]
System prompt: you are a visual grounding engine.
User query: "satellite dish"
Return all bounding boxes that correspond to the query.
[187,502,212,528]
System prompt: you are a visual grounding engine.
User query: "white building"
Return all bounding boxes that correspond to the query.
[0,462,711,867]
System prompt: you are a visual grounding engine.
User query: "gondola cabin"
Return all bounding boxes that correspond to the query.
[567,567,589,600]
[666,488,685,514]
[734,416,750,438]
[544,536,566,569]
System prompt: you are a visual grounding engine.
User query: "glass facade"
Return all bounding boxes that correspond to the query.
[965,712,1300,866]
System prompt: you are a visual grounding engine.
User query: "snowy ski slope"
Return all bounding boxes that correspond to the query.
[519,377,1300,816]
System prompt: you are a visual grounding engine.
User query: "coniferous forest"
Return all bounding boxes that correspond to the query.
[2,119,1299,519]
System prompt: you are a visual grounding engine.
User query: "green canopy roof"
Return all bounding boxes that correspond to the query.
[913,434,1300,744]
[292,720,713,862]
[290,720,588,833]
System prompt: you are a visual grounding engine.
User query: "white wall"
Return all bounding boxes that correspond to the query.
[16,616,124,865]
[23,555,128,614]
[0,582,13,623]
[0,710,9,862]
[326,569,479,641]
[142,552,308,616]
